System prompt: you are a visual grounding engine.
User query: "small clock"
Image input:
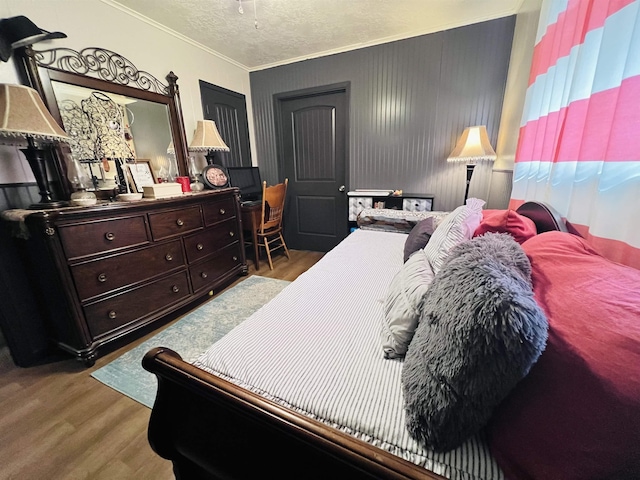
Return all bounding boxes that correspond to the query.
[202,164,230,189]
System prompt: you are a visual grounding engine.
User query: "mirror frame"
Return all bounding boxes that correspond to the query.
[14,45,190,200]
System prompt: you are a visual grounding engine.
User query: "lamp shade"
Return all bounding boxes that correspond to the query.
[447,125,496,163]
[189,120,229,152]
[0,83,68,141]
[0,84,69,208]
[167,140,175,155]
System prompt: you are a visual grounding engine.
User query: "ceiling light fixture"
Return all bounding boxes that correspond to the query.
[236,0,259,29]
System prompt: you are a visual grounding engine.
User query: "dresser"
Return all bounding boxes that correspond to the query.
[9,189,246,366]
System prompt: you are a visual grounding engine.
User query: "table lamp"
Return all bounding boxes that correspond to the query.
[189,120,230,165]
[0,83,70,208]
[447,125,496,204]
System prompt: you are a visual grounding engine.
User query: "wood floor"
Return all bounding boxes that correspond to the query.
[0,249,324,480]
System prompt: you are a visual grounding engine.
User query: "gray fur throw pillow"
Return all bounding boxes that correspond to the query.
[402,232,548,452]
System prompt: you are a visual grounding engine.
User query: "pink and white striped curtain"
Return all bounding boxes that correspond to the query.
[509,0,640,269]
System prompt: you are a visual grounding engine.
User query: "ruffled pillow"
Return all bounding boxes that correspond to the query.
[381,199,484,359]
[422,198,484,273]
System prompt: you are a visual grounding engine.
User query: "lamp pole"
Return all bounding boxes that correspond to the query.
[464,163,475,205]
[21,137,65,208]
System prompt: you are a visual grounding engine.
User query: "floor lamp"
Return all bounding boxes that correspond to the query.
[189,120,230,165]
[0,84,70,209]
[447,125,497,205]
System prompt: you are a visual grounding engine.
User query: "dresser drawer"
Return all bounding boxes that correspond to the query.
[148,206,202,241]
[190,244,243,292]
[58,216,148,259]
[71,239,185,301]
[84,271,190,339]
[202,197,236,226]
[184,219,240,264]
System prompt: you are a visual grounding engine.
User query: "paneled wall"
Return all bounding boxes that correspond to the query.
[250,17,515,212]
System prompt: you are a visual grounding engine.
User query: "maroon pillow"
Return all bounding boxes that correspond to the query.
[403,217,436,262]
[487,232,640,480]
[473,209,537,244]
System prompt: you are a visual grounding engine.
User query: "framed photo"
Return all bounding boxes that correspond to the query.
[202,164,230,189]
[127,159,156,193]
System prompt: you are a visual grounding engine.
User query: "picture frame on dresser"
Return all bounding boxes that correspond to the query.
[127,159,156,193]
[202,164,230,189]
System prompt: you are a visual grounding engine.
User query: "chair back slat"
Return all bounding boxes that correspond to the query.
[260,179,288,233]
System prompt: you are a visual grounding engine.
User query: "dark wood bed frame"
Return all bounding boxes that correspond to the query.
[142,201,567,480]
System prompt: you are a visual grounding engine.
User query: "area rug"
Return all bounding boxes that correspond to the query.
[91,275,290,408]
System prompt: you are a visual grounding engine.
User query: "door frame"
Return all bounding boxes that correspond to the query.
[273,82,351,250]
[273,82,350,187]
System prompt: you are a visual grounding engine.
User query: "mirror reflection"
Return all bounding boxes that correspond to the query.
[51,81,178,192]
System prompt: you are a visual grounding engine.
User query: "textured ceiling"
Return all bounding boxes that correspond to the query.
[109,0,524,70]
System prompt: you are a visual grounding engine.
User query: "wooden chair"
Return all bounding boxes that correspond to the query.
[257,178,290,270]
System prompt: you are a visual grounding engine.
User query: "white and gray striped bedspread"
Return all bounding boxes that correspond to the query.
[194,229,504,480]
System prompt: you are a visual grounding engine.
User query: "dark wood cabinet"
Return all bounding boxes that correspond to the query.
[8,189,246,366]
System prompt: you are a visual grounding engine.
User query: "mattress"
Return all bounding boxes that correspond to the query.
[195,228,503,480]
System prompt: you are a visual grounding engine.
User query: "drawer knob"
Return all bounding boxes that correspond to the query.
[219,208,226,215]
[97,273,107,283]
[165,253,173,261]
[176,219,184,226]
[229,231,235,237]
[201,272,208,279]
[172,285,180,293]
[108,310,117,319]
[232,255,238,261]
[105,232,115,241]
[196,243,204,251]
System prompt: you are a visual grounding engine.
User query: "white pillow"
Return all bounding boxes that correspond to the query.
[380,198,485,358]
[381,249,435,358]
[422,198,484,273]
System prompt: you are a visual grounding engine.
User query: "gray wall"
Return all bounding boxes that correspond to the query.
[250,16,515,212]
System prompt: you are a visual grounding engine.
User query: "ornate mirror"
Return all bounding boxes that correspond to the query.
[14,46,189,199]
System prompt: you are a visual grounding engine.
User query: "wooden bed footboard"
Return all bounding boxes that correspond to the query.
[142,347,445,480]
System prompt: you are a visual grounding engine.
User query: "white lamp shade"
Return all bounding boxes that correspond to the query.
[0,83,68,142]
[189,120,229,152]
[447,125,496,163]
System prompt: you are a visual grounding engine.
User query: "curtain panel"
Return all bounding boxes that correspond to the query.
[510,0,640,269]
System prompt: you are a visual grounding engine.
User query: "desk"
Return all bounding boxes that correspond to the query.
[240,202,262,270]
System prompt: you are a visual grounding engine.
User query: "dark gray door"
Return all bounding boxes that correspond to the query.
[199,80,251,167]
[277,87,349,252]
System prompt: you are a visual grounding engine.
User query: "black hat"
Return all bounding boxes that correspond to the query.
[0,15,67,62]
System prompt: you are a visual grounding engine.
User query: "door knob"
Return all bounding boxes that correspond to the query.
[338,185,346,192]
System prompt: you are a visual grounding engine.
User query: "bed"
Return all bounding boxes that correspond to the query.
[143,200,640,480]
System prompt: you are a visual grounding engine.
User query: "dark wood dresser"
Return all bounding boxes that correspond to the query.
[8,189,246,366]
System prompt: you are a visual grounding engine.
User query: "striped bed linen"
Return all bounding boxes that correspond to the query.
[194,229,503,480]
